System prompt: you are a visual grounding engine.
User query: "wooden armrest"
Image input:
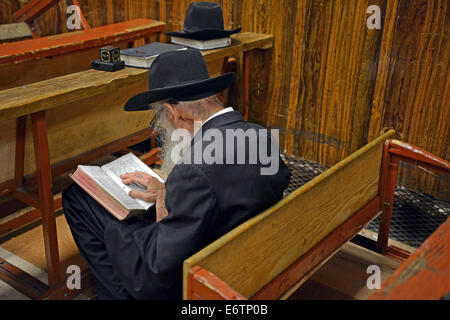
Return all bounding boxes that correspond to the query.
[187,266,247,300]
[14,0,59,22]
[139,148,161,166]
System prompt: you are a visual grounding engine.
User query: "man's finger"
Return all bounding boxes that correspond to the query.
[121,173,149,186]
[129,190,151,201]
[120,172,135,178]
[133,171,154,184]
[121,171,154,185]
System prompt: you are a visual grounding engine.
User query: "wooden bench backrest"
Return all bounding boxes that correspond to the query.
[183,130,395,299]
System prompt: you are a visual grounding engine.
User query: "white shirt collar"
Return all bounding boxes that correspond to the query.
[202,107,234,127]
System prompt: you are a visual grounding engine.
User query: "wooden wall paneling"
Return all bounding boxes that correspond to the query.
[34,0,67,36]
[106,0,114,24]
[284,0,307,155]
[112,0,126,23]
[219,0,233,30]
[77,0,107,28]
[0,0,21,25]
[165,0,192,33]
[367,0,399,142]
[235,0,299,151]
[158,0,167,42]
[369,0,449,200]
[289,0,386,167]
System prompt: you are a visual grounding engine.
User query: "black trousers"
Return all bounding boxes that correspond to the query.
[62,184,176,300]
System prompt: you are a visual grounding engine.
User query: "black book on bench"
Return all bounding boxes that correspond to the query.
[120,42,187,68]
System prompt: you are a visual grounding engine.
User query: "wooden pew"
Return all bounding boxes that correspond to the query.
[0,32,273,299]
[0,19,166,90]
[370,217,450,300]
[183,131,450,299]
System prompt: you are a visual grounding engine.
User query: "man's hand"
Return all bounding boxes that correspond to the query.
[120,171,165,203]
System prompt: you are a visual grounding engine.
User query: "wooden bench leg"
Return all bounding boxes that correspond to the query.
[218,56,237,106]
[243,51,250,121]
[15,116,26,187]
[30,110,61,288]
[377,152,399,254]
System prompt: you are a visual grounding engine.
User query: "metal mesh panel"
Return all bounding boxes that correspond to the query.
[281,154,329,196]
[281,154,449,248]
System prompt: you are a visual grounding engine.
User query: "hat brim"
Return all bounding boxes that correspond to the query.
[124,72,235,111]
[165,27,242,40]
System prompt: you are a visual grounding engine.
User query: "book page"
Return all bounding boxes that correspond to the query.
[102,153,165,183]
[78,165,145,211]
[101,153,165,209]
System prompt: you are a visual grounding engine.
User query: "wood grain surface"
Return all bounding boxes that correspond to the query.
[0,0,447,198]
[183,130,394,298]
[0,32,272,183]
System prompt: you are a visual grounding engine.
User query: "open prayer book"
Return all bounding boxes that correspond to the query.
[70,153,165,221]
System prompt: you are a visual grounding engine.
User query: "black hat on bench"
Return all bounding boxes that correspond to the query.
[165,2,241,40]
[124,49,235,111]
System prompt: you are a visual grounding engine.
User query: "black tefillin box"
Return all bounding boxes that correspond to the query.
[91,46,125,72]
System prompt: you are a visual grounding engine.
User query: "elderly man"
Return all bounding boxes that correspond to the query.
[62,50,291,300]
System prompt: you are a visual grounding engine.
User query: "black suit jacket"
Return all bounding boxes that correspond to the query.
[104,111,291,299]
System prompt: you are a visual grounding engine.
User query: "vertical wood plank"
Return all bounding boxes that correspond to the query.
[369,0,449,200]
[284,0,307,155]
[237,0,299,150]
[367,0,399,142]
[291,0,386,166]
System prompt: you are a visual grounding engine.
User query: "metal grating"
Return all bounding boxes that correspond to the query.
[281,154,329,196]
[281,154,449,248]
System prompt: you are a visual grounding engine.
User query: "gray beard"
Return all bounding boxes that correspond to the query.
[153,108,191,177]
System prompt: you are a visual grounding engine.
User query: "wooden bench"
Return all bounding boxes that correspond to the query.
[370,216,449,300]
[0,32,273,299]
[0,19,166,89]
[183,131,450,299]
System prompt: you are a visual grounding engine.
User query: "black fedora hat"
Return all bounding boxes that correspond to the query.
[124,49,235,111]
[165,2,241,40]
